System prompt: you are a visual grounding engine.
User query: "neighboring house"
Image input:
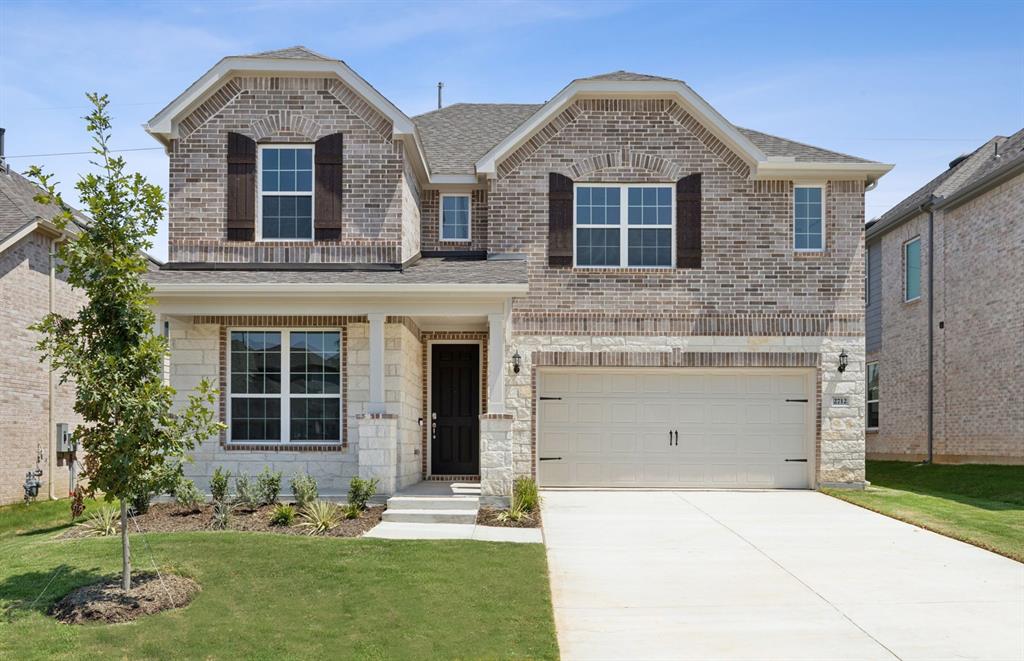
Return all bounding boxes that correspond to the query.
[865,129,1024,464]
[143,46,891,502]
[0,154,88,505]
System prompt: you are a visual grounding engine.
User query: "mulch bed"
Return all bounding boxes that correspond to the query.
[49,572,200,624]
[476,507,541,528]
[59,503,384,539]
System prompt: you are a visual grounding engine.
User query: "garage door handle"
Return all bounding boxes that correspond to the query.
[785,398,808,403]
[539,457,562,461]
[539,396,562,401]
[785,458,808,462]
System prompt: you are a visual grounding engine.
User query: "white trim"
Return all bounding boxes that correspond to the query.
[226,327,343,445]
[572,183,676,268]
[903,236,922,302]
[793,184,826,253]
[866,361,879,431]
[256,144,315,242]
[152,282,528,296]
[754,160,893,185]
[425,339,485,478]
[476,79,767,177]
[439,193,472,242]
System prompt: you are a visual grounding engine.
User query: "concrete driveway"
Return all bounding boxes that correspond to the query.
[542,490,1024,661]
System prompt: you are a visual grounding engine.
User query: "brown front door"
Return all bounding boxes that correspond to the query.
[431,344,480,475]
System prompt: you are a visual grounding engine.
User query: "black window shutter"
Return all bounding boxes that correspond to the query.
[314,133,344,241]
[676,173,702,268]
[548,172,574,267]
[226,132,256,241]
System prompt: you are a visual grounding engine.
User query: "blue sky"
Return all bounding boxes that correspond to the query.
[1,0,1021,261]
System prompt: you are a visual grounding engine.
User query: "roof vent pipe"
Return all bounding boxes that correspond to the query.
[437,82,444,110]
[0,127,6,171]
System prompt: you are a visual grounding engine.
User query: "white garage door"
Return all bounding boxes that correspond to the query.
[537,369,813,489]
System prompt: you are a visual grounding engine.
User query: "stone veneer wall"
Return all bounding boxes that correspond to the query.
[0,231,87,504]
[498,333,866,496]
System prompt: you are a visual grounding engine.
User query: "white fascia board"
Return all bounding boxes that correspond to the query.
[475,79,768,177]
[754,161,895,184]
[151,282,528,296]
[145,56,416,141]
[425,174,481,188]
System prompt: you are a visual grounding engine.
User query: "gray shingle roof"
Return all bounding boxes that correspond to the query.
[246,46,335,61]
[0,166,80,245]
[145,256,528,287]
[413,104,542,175]
[737,128,871,164]
[870,127,1024,236]
[579,71,681,82]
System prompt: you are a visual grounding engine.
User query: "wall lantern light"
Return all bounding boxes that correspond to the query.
[837,349,849,373]
[512,350,522,374]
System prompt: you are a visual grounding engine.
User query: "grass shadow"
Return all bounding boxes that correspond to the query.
[0,565,108,620]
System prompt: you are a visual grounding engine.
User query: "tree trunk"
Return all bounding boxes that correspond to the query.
[120,499,131,591]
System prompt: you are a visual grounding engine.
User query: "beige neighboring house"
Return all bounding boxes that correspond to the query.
[0,157,88,504]
[865,128,1024,464]
[143,46,892,505]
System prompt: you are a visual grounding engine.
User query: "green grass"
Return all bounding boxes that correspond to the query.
[0,500,559,660]
[825,460,1024,562]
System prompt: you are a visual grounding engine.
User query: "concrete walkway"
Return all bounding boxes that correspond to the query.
[364,521,542,543]
[542,490,1024,661]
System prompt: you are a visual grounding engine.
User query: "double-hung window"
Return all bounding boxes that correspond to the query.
[866,362,879,430]
[794,186,824,251]
[259,146,314,240]
[575,184,674,267]
[229,329,341,444]
[440,194,470,241]
[904,237,921,302]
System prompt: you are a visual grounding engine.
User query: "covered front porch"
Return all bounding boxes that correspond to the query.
[148,258,527,502]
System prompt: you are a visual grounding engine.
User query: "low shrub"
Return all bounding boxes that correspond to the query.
[339,502,362,520]
[256,467,283,506]
[298,500,341,535]
[234,472,258,509]
[269,503,296,526]
[70,485,85,520]
[209,467,231,503]
[211,499,233,530]
[347,477,378,511]
[174,478,204,511]
[129,488,154,516]
[512,477,540,513]
[496,500,528,523]
[78,506,119,536]
[290,472,318,509]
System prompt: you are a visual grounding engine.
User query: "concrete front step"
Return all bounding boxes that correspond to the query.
[382,508,478,524]
[386,496,479,511]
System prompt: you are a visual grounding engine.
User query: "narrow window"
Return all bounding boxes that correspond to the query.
[865,250,870,307]
[574,184,674,268]
[260,146,313,240]
[440,194,471,241]
[904,237,921,301]
[229,329,341,444]
[794,186,824,251]
[866,362,879,429]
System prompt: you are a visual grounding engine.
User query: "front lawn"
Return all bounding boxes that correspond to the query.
[0,500,559,660]
[824,460,1024,562]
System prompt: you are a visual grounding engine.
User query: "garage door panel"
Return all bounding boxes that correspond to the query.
[538,369,812,489]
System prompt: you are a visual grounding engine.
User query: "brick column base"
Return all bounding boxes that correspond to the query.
[480,413,514,507]
[356,414,398,496]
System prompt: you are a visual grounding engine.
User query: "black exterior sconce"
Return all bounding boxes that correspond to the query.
[837,349,849,373]
[512,350,522,374]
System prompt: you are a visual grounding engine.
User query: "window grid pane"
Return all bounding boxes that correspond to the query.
[627,186,672,226]
[627,228,672,267]
[441,196,470,240]
[794,187,823,250]
[866,363,880,429]
[576,228,620,267]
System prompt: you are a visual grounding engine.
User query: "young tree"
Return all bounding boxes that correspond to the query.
[28,94,223,590]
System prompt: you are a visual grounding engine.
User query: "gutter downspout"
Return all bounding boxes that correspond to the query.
[921,198,936,463]
[47,239,56,499]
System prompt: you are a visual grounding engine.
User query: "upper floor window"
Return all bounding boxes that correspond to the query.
[794,186,824,251]
[259,146,313,241]
[904,237,921,302]
[440,194,471,241]
[866,362,879,429]
[575,184,674,268]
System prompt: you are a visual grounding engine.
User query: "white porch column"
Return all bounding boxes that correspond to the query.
[487,312,507,414]
[368,313,386,414]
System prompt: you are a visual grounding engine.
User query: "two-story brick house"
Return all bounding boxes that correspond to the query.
[144,47,891,502]
[865,128,1023,464]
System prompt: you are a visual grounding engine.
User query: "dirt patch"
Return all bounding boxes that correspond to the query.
[476,507,541,528]
[60,503,384,539]
[49,573,200,624]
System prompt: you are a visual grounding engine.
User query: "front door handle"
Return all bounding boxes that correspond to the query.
[669,430,673,446]
[674,430,679,446]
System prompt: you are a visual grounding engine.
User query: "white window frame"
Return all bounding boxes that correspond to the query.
[793,184,825,252]
[572,183,676,269]
[866,361,879,430]
[227,328,342,445]
[439,193,472,242]
[903,236,921,302]
[256,144,315,242]
[865,248,870,306]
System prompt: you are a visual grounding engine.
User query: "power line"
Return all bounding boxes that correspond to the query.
[5,147,163,159]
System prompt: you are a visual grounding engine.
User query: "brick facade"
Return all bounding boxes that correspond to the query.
[867,173,1024,463]
[0,231,87,504]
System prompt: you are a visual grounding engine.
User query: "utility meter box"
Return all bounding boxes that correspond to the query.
[56,423,75,453]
